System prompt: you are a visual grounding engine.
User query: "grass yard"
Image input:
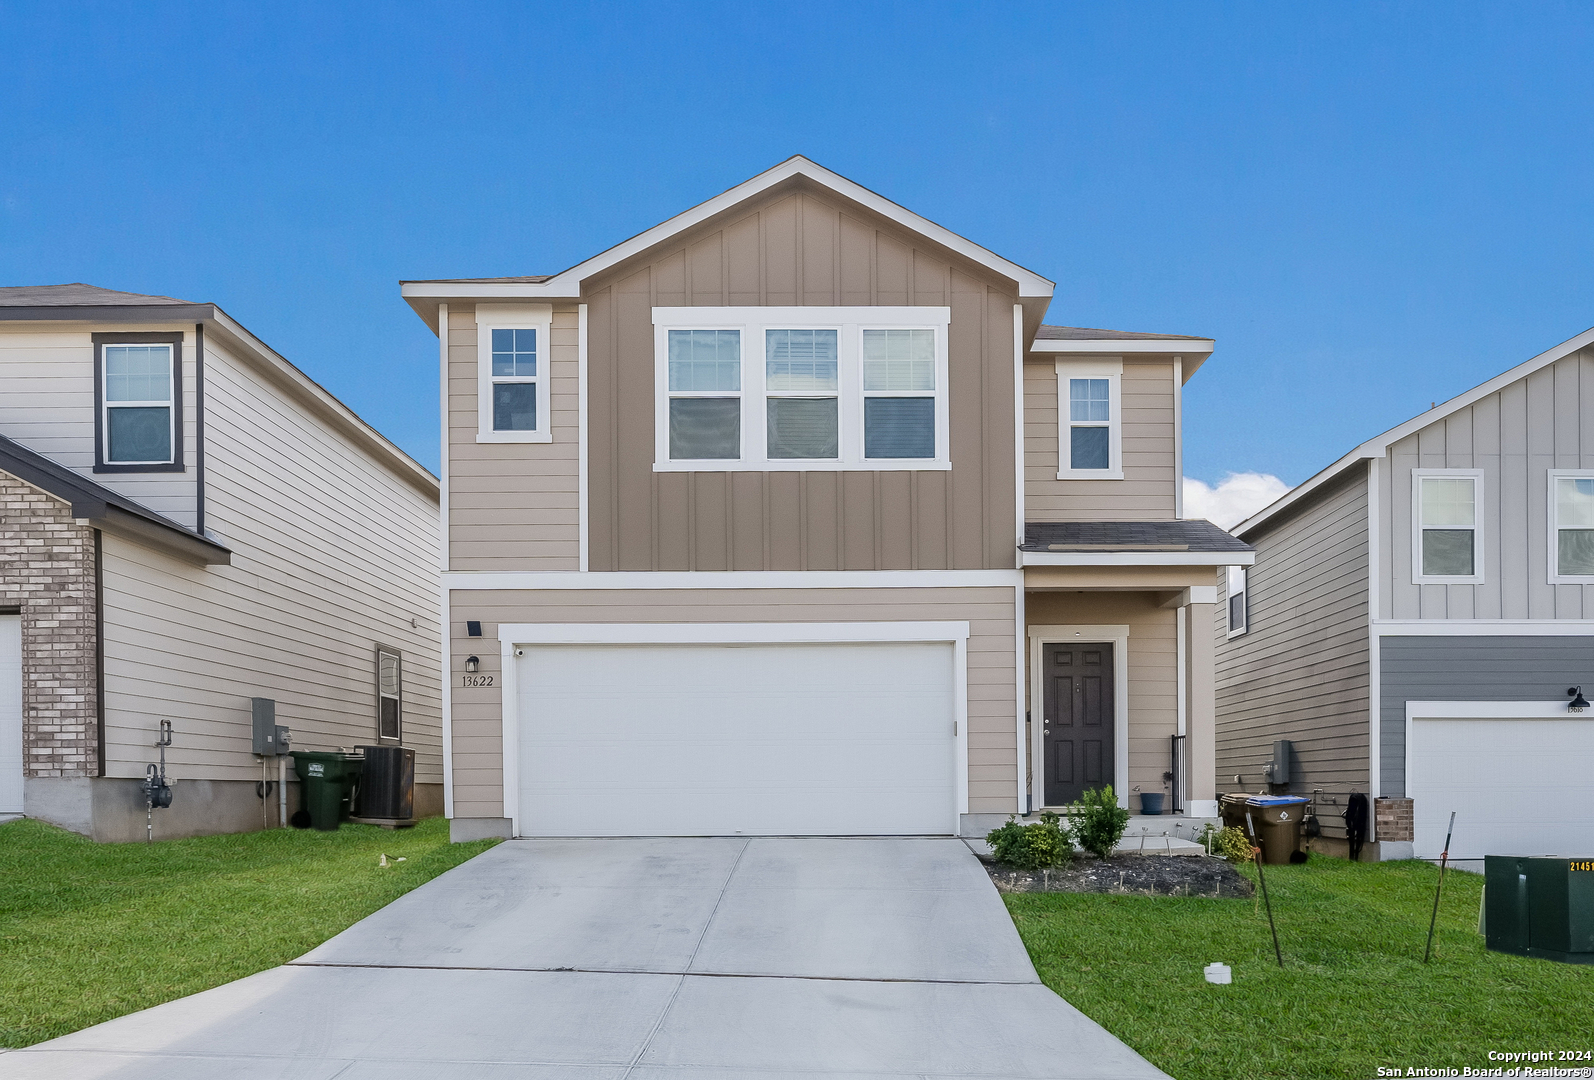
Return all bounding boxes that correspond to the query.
[1005,855,1594,1080]
[0,816,499,1048]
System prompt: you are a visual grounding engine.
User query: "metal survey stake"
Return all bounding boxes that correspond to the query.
[1246,810,1284,968]
[1424,811,1457,963]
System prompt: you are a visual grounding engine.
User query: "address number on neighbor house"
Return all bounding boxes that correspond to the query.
[463,675,495,687]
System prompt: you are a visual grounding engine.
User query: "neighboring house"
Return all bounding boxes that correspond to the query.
[0,284,441,841]
[401,156,1253,842]
[1217,325,1594,863]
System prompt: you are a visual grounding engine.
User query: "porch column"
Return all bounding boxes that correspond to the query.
[1185,593,1218,816]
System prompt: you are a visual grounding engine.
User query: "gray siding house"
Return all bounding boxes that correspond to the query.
[1217,325,1594,863]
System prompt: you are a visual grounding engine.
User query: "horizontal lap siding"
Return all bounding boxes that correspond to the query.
[0,325,199,528]
[447,586,1018,819]
[1024,357,1177,520]
[1216,468,1370,793]
[1383,348,1594,620]
[1025,592,1177,797]
[447,306,581,571]
[100,340,442,783]
[584,186,1016,572]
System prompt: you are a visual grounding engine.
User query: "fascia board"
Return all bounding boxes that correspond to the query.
[1020,551,1254,567]
[1030,339,1214,355]
[1236,323,1594,539]
[92,505,231,566]
[401,156,1056,302]
[0,304,215,323]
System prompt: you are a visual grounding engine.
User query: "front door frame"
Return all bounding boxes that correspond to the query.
[1028,624,1129,810]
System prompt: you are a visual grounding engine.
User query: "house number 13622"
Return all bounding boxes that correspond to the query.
[463,674,494,687]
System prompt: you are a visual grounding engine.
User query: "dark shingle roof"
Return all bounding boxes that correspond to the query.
[1036,324,1210,341]
[1021,519,1252,553]
[0,283,196,306]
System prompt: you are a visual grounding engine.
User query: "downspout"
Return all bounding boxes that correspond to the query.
[195,322,206,536]
[437,304,454,822]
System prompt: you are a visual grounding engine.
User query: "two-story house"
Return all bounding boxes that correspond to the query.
[0,284,442,840]
[403,157,1252,842]
[1217,325,1594,865]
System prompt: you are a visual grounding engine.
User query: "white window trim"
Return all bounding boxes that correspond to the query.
[1055,358,1123,480]
[376,645,402,743]
[1548,470,1594,584]
[1225,564,1248,638]
[102,342,177,466]
[1411,468,1484,585]
[477,304,553,444]
[651,306,952,472]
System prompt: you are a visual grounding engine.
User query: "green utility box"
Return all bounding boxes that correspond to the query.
[292,751,364,831]
[1484,856,1594,965]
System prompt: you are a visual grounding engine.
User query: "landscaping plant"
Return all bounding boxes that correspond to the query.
[1212,825,1255,863]
[985,811,1071,870]
[1067,785,1130,859]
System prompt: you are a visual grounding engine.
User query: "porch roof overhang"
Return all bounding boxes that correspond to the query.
[1020,520,1253,567]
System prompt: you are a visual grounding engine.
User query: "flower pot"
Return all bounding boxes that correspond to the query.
[1139,792,1165,815]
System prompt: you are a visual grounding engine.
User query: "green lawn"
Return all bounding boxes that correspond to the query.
[1005,855,1593,1080]
[0,816,499,1048]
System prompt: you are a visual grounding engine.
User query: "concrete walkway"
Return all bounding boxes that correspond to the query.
[7,837,1168,1079]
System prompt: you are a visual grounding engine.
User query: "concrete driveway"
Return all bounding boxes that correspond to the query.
[7,837,1168,1079]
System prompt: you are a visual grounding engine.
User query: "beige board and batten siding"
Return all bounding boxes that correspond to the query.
[1218,465,1370,793]
[1025,592,1179,796]
[1380,346,1594,619]
[0,324,199,528]
[448,586,1017,821]
[447,306,581,571]
[99,335,441,784]
[1023,356,1177,521]
[582,185,1018,572]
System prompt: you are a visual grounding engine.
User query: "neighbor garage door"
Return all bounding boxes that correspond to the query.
[1409,716,1594,860]
[515,640,957,837]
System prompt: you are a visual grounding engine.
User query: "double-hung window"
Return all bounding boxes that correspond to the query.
[1413,470,1483,583]
[1055,359,1122,479]
[376,646,402,742]
[1549,471,1594,581]
[476,305,552,443]
[94,333,183,471]
[1226,565,1249,637]
[652,307,950,471]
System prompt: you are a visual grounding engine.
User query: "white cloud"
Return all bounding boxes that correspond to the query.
[1183,472,1291,530]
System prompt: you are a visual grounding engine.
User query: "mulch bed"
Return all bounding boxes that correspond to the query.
[982,853,1254,898]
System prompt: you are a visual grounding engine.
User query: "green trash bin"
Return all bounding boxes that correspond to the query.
[1485,855,1594,965]
[292,751,364,831]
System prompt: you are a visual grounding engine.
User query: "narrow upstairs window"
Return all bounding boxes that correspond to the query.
[491,328,538,432]
[766,328,839,459]
[1416,474,1479,580]
[1553,474,1594,579]
[1226,565,1248,637]
[103,344,175,465]
[668,329,741,460]
[862,329,936,459]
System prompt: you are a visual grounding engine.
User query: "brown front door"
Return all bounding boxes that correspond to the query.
[1042,642,1114,807]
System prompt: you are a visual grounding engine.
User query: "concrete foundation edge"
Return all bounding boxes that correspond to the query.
[451,816,513,842]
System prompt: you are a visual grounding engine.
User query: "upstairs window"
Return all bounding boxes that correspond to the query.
[1055,359,1122,479]
[652,307,950,471]
[1413,471,1483,583]
[1226,565,1248,637]
[1550,472,1594,581]
[476,305,553,443]
[94,333,183,472]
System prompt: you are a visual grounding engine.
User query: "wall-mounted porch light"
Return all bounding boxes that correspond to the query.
[465,656,480,674]
[1569,686,1589,712]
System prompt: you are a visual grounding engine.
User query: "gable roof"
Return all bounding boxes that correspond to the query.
[0,432,230,565]
[400,155,1056,326]
[0,283,213,323]
[1233,323,1594,539]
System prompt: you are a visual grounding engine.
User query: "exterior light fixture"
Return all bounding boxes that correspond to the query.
[465,656,480,674]
[1569,686,1589,712]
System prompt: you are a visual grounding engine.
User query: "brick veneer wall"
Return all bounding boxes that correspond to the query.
[0,472,98,778]
[1374,797,1414,842]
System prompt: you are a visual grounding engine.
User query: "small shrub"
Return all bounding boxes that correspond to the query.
[1068,786,1130,859]
[1213,825,1255,863]
[985,812,1071,870]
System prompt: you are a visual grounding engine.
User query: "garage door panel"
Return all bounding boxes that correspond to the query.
[1410,717,1594,860]
[517,641,957,837]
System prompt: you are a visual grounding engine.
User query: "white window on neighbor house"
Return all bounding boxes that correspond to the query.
[476,305,553,443]
[101,342,177,466]
[376,646,402,742]
[1550,471,1594,582]
[652,307,951,471]
[1226,564,1248,637]
[1413,470,1483,584]
[1055,358,1122,479]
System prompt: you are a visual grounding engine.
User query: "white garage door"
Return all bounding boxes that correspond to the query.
[1409,716,1594,860]
[515,640,957,837]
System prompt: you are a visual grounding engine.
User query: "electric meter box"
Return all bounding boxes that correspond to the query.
[252,698,285,756]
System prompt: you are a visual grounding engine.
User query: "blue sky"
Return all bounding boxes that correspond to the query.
[4,2,1593,485]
